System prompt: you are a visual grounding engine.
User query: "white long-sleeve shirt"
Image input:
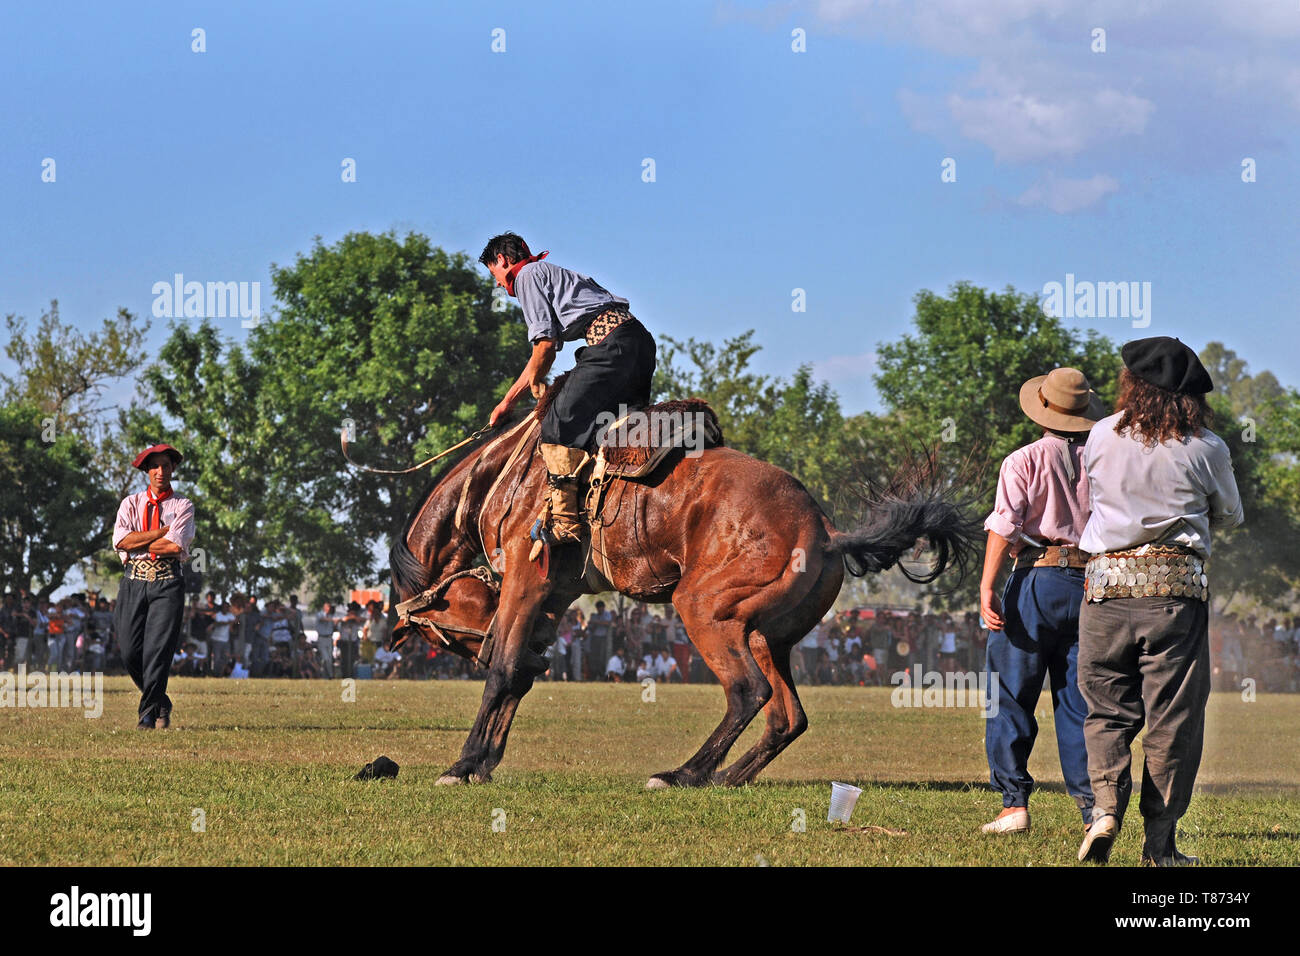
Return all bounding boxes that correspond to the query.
[1079,413,1243,558]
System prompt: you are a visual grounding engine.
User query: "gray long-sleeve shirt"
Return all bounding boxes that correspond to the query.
[1079,412,1244,558]
[514,260,628,350]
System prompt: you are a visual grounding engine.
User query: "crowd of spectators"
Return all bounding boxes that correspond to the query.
[2,587,1297,691]
[795,609,988,686]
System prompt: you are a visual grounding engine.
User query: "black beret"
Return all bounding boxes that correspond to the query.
[1121,337,1214,395]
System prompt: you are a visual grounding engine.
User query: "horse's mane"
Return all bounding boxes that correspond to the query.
[533,370,572,420]
[389,406,534,598]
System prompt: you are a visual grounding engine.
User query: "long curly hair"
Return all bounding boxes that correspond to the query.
[1113,367,1213,447]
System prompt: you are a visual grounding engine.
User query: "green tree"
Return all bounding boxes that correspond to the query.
[1207,386,1300,610]
[0,402,116,597]
[2,301,151,436]
[142,232,529,597]
[870,282,1124,606]
[2,302,159,593]
[653,331,851,508]
[1200,341,1285,421]
[874,283,1122,468]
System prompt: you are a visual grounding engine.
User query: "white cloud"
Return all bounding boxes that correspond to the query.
[811,350,877,381]
[947,84,1154,163]
[806,0,1300,176]
[1015,173,1119,213]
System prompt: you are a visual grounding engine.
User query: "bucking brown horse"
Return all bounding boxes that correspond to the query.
[386,388,979,788]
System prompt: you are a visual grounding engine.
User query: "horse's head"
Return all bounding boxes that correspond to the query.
[391,567,501,668]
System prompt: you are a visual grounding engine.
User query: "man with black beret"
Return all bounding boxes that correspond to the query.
[112,443,196,729]
[1075,337,1242,865]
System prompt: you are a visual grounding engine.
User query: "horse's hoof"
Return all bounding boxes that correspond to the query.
[645,775,672,790]
[435,774,468,786]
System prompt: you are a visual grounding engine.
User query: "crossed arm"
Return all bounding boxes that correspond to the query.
[115,526,183,556]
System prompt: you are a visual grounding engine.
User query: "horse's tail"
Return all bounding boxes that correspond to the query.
[828,450,983,586]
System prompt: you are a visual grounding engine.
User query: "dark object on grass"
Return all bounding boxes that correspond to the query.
[355,755,400,780]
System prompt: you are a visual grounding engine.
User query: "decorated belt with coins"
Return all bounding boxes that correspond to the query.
[1084,546,1208,602]
[125,557,181,582]
[584,309,633,346]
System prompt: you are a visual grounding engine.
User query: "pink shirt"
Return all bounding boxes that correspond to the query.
[984,435,1090,557]
[112,489,196,562]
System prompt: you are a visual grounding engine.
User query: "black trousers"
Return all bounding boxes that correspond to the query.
[115,574,186,721]
[541,318,656,451]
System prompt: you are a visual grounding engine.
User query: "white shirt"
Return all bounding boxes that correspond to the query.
[112,489,196,562]
[209,611,234,643]
[606,654,625,676]
[1079,413,1243,558]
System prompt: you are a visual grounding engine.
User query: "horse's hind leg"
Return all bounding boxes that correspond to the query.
[715,553,839,786]
[714,633,807,787]
[646,604,772,789]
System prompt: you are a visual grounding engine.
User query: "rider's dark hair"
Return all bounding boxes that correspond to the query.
[479,232,531,267]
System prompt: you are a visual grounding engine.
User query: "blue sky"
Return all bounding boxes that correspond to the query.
[3,0,1298,416]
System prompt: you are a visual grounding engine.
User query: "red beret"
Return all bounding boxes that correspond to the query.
[132,443,184,470]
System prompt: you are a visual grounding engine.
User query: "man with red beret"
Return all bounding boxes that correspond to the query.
[1075,337,1243,865]
[111,443,196,729]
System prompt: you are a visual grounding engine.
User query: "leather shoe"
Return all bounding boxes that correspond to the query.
[158,709,171,729]
[1078,813,1119,863]
[981,808,1030,834]
[136,718,156,730]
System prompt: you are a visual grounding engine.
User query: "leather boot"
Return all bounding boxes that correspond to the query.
[539,443,588,544]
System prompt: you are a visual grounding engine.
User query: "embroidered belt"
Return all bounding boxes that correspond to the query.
[584,309,633,346]
[1013,545,1089,571]
[1084,546,1207,602]
[125,557,181,582]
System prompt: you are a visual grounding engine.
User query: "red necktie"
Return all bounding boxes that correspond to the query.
[143,488,172,559]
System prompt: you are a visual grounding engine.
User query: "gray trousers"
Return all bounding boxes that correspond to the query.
[1077,596,1210,858]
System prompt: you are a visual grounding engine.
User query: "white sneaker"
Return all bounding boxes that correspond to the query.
[1078,814,1120,863]
[981,808,1030,834]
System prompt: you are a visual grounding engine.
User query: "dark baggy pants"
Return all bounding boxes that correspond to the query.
[115,573,186,722]
[985,567,1094,821]
[540,318,656,451]
[1077,596,1210,858]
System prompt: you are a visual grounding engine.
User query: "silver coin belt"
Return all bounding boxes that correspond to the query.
[1084,546,1208,602]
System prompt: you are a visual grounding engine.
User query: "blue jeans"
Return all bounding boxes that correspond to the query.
[985,566,1094,823]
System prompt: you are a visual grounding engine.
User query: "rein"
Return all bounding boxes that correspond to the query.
[394,565,501,669]
[341,423,495,476]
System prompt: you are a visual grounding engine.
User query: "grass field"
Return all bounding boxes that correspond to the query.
[2,676,1298,866]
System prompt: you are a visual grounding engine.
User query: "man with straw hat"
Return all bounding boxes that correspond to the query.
[1075,337,1242,865]
[979,368,1105,835]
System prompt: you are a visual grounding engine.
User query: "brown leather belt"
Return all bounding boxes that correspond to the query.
[1084,545,1207,602]
[1013,545,1089,571]
[584,309,633,346]
[125,557,180,582]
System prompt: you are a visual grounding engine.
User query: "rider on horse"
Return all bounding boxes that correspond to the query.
[480,232,656,544]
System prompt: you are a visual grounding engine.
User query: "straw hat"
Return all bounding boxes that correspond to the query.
[1018,367,1106,433]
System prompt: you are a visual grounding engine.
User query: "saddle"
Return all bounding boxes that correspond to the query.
[592,398,724,481]
[578,398,724,589]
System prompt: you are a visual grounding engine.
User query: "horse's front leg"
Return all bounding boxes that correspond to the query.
[437,554,553,785]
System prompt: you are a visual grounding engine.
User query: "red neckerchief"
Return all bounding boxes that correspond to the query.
[503,251,549,297]
[144,487,172,559]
